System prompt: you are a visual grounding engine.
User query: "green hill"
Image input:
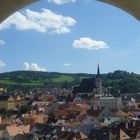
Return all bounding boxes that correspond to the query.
[0,70,140,94]
[0,71,93,89]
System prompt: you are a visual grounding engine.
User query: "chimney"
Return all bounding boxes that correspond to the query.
[133,121,136,127]
[68,127,71,132]
[74,128,78,133]
[125,122,128,129]
[61,127,65,131]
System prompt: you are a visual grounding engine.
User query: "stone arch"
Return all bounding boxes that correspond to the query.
[0,0,38,23]
[98,0,140,21]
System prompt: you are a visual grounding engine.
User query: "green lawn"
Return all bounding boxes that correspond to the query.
[0,79,43,86]
[0,79,17,85]
[0,75,74,87]
[52,75,74,83]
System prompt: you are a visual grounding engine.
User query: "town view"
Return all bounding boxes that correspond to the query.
[0,0,140,140]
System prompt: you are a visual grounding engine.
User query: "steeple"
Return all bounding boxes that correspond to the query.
[95,63,102,94]
[96,64,100,78]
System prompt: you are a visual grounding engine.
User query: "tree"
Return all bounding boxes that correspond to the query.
[18,105,31,115]
[62,81,69,89]
[0,108,6,115]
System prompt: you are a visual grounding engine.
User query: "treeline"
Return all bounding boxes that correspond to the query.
[103,70,140,94]
[0,70,140,94]
[0,71,92,90]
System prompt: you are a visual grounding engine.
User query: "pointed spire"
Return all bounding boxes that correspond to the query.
[96,64,100,78]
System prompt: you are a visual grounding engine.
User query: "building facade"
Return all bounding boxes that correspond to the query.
[0,96,16,111]
[99,97,123,109]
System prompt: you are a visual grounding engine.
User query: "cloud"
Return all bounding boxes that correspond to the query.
[24,62,47,72]
[73,37,109,50]
[63,63,71,66]
[0,9,76,34]
[0,60,5,69]
[0,39,5,46]
[48,0,76,5]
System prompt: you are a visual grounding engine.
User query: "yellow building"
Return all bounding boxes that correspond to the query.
[7,96,16,111]
[0,96,16,111]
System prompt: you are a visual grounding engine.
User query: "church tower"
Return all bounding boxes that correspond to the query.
[95,64,102,94]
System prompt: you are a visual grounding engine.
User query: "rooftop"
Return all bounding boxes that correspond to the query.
[99,96,117,100]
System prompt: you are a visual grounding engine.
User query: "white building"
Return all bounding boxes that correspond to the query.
[99,96,123,109]
[91,96,123,109]
[73,96,83,103]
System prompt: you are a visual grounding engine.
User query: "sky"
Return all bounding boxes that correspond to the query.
[0,0,140,74]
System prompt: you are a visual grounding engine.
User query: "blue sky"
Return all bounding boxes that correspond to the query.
[0,0,140,74]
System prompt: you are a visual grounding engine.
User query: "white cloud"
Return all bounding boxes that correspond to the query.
[0,9,76,34]
[63,63,71,66]
[0,60,5,69]
[48,0,76,5]
[24,62,47,72]
[73,37,109,50]
[0,39,5,46]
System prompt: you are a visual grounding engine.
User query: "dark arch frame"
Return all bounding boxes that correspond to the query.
[0,0,38,23]
[1,0,140,23]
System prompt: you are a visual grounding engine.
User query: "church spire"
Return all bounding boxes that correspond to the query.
[96,64,100,78]
[95,63,102,94]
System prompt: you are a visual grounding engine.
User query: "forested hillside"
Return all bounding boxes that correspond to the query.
[0,71,93,89]
[0,70,140,94]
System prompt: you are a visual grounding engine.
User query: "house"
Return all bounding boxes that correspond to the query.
[88,127,109,140]
[0,125,5,139]
[113,109,130,119]
[74,96,83,103]
[7,96,16,110]
[87,107,114,122]
[82,116,95,126]
[2,124,31,140]
[54,103,86,120]
[32,101,49,108]
[15,95,22,108]
[31,124,63,140]
[89,120,140,140]
[22,111,47,125]
[88,127,131,140]
[41,95,57,102]
[14,134,33,140]
[54,109,69,119]
[0,96,16,111]
[0,96,9,110]
[0,88,7,94]
[0,117,12,125]
[120,129,131,140]
[31,123,88,140]
[63,121,94,135]
[19,97,31,107]
[59,131,88,140]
